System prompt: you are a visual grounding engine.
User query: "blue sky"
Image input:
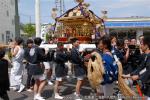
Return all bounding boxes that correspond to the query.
[19,0,150,24]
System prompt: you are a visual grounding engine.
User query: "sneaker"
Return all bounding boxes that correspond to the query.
[74,92,77,95]
[66,75,70,79]
[9,86,19,91]
[74,92,82,100]
[75,96,82,100]
[26,89,33,92]
[54,94,63,99]
[34,95,45,100]
[48,81,53,85]
[17,84,25,93]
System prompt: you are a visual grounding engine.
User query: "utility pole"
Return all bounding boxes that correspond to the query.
[35,0,41,37]
[15,0,20,37]
[55,0,65,16]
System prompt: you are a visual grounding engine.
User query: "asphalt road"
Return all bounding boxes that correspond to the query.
[7,69,95,100]
[8,79,95,100]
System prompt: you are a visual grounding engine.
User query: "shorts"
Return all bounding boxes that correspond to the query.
[43,62,52,70]
[102,82,115,97]
[56,77,63,81]
[33,74,46,81]
[50,61,56,68]
[76,75,86,81]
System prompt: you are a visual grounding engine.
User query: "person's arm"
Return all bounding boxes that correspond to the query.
[130,55,147,76]
[71,49,83,64]
[125,48,129,62]
[38,48,47,61]
[139,58,150,83]
[56,52,68,62]
[11,46,19,57]
[24,48,29,61]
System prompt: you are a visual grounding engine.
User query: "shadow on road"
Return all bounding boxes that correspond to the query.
[13,94,28,100]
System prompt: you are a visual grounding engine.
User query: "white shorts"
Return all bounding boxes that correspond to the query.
[56,77,63,81]
[76,75,85,81]
[33,74,46,81]
[43,62,52,70]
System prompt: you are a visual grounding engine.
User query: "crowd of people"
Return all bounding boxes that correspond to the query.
[0,34,149,100]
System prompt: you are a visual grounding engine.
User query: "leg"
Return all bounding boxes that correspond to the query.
[31,77,35,88]
[34,79,46,100]
[37,80,46,95]
[54,80,62,94]
[96,86,103,96]
[10,63,20,87]
[26,73,32,89]
[76,80,84,95]
[54,78,63,99]
[34,79,40,96]
[45,68,52,80]
[15,62,25,92]
[43,62,52,80]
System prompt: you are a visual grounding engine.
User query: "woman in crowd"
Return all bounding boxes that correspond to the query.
[0,46,9,100]
[9,37,25,92]
[98,35,118,97]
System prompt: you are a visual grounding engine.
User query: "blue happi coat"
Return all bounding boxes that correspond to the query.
[101,53,118,85]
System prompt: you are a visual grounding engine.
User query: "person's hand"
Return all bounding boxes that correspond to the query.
[9,42,15,49]
[124,44,129,49]
[131,75,139,81]
[45,47,49,55]
[122,74,131,78]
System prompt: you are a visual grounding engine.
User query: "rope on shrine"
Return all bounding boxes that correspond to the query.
[87,52,105,89]
[87,52,137,97]
[117,61,137,97]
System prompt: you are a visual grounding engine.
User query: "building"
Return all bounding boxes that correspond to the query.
[41,24,52,42]
[0,0,16,44]
[105,17,150,39]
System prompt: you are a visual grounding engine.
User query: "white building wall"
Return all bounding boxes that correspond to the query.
[0,0,15,44]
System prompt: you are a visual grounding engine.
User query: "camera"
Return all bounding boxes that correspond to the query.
[128,45,140,56]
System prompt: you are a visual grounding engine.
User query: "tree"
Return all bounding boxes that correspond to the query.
[23,24,36,37]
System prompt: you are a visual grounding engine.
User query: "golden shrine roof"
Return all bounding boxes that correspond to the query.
[56,4,102,24]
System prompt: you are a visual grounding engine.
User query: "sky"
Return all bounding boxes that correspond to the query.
[19,0,150,24]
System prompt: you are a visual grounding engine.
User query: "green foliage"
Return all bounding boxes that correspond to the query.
[45,33,50,42]
[23,24,36,37]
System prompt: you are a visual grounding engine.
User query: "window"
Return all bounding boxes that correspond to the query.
[2,34,4,41]
[12,19,15,25]
[6,31,10,43]
[6,10,9,16]
[11,0,14,5]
